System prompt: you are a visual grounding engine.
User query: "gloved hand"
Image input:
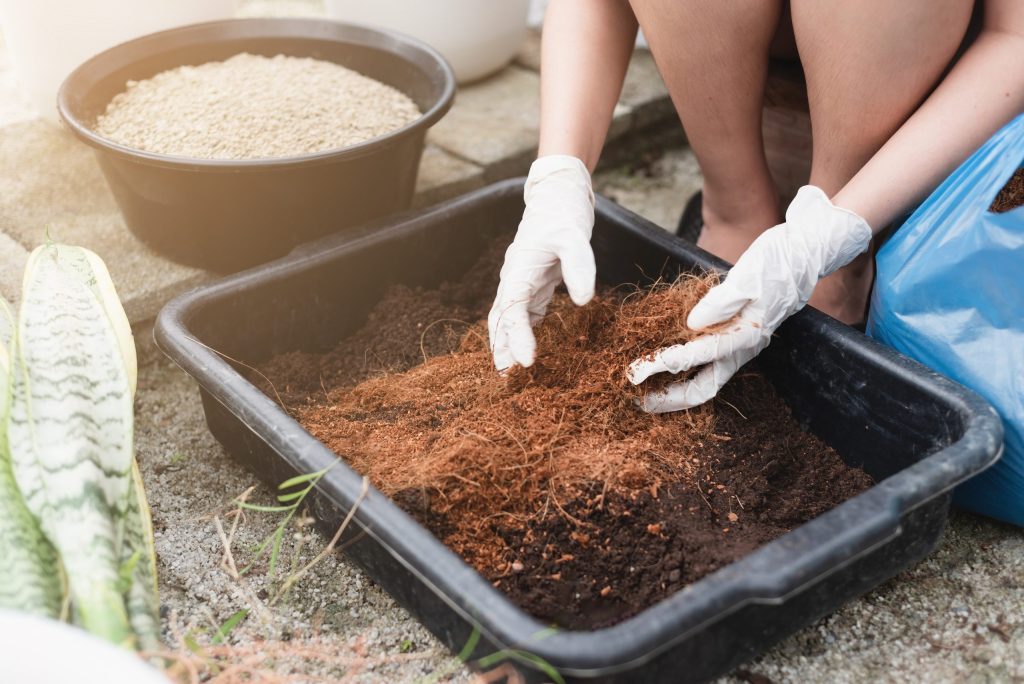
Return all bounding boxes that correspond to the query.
[488,155,596,371]
[627,185,873,413]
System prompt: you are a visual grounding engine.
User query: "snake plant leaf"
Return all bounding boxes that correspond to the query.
[66,249,157,647]
[7,244,155,648]
[61,247,137,396]
[0,296,63,617]
[122,458,160,652]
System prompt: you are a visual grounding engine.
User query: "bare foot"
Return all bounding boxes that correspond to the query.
[808,251,875,325]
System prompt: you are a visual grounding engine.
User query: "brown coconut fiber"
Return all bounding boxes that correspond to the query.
[255,241,873,628]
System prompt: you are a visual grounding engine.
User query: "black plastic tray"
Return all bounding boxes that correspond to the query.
[155,180,1003,683]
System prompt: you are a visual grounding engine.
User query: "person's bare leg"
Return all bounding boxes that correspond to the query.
[629,0,784,264]
[538,0,638,170]
[793,0,973,323]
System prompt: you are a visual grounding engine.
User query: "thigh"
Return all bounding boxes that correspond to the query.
[792,0,974,193]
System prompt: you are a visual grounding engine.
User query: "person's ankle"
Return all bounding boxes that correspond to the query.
[697,182,782,260]
[810,256,875,325]
[698,202,781,264]
[696,222,760,264]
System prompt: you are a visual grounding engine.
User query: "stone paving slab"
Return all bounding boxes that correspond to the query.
[619,50,674,129]
[427,64,657,183]
[427,65,542,180]
[413,144,486,209]
[594,146,700,231]
[0,119,210,321]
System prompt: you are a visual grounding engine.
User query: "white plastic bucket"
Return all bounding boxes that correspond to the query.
[0,0,236,123]
[327,0,530,83]
[0,611,171,684]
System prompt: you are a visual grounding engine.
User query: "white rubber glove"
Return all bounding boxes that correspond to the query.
[488,155,596,371]
[627,185,873,413]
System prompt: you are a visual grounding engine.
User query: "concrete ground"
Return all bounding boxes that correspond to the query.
[0,0,1021,681]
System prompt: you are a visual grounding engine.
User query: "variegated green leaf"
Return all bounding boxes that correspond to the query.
[122,459,160,651]
[8,244,151,647]
[0,296,64,617]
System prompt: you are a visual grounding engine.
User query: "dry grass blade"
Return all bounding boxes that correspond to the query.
[152,637,451,684]
[272,477,369,602]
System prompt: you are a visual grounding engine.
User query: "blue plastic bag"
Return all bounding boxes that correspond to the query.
[868,113,1024,525]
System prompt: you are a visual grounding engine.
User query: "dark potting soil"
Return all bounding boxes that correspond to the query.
[256,239,505,406]
[990,167,1024,213]
[487,372,870,629]
[254,239,874,630]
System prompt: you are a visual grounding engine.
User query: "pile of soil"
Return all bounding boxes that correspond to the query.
[990,167,1024,213]
[257,240,508,405]
[255,241,873,629]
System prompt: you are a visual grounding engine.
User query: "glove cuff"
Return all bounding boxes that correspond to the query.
[786,185,873,278]
[525,155,595,207]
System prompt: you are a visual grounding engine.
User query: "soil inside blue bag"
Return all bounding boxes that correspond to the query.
[990,168,1023,213]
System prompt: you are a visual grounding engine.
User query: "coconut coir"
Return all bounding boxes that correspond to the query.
[990,167,1024,213]
[255,240,873,629]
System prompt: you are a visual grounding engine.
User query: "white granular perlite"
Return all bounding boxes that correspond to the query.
[95,53,422,160]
